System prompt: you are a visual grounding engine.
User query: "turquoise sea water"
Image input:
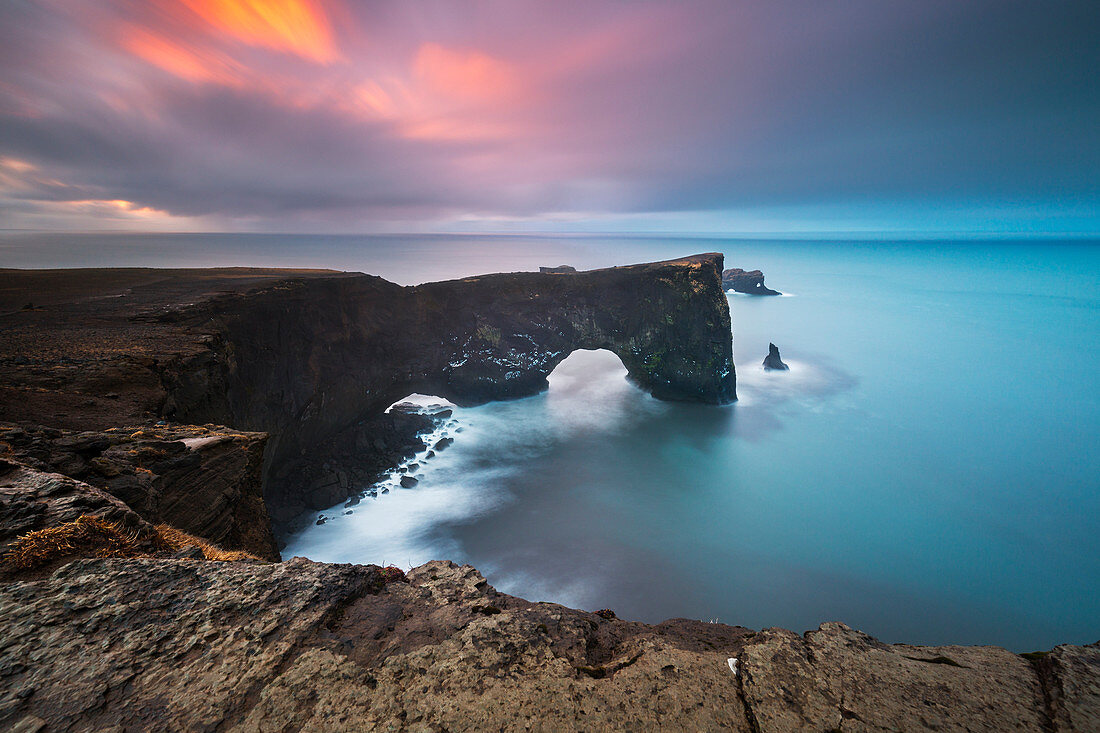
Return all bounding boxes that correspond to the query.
[5,233,1097,650]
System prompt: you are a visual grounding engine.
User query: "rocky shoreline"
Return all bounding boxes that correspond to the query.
[0,259,1097,730]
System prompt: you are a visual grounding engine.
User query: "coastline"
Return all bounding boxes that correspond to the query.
[0,261,1097,730]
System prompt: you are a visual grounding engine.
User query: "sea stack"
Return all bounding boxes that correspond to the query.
[763,343,789,371]
[722,268,780,295]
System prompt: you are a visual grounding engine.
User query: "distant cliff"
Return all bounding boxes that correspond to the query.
[0,256,735,524]
[723,268,780,295]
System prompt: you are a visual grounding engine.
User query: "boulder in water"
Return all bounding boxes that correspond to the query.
[763,343,789,371]
[400,475,419,488]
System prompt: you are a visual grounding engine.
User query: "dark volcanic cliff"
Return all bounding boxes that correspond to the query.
[0,256,734,524]
[0,424,276,559]
[723,267,781,295]
[158,254,734,519]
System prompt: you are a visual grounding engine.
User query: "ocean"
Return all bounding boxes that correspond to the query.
[5,232,1097,650]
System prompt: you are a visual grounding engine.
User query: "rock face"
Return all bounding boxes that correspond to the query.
[763,342,789,371]
[0,256,734,523]
[739,623,1053,731]
[158,254,735,519]
[723,267,780,295]
[1036,643,1100,731]
[0,459,153,559]
[0,557,1095,732]
[0,423,276,559]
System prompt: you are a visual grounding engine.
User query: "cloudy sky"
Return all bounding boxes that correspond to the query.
[1,0,1097,234]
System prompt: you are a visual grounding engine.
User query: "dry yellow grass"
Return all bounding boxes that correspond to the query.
[3,515,259,570]
[3,515,144,569]
[154,524,259,562]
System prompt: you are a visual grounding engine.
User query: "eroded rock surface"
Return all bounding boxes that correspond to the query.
[0,423,276,559]
[0,459,152,559]
[0,558,1095,732]
[1038,643,1100,731]
[0,558,754,732]
[739,623,1057,732]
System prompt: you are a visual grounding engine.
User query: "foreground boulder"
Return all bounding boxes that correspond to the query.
[740,624,1053,731]
[0,557,1095,731]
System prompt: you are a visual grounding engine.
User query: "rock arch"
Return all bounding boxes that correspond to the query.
[163,253,735,514]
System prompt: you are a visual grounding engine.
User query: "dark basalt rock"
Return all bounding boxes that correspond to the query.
[0,255,734,526]
[722,268,780,295]
[0,458,153,561]
[399,475,418,488]
[0,424,277,559]
[763,343,789,371]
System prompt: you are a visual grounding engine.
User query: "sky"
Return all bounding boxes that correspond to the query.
[0,0,1097,236]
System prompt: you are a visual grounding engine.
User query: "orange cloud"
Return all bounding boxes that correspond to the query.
[122,25,246,85]
[180,0,339,63]
[414,43,518,102]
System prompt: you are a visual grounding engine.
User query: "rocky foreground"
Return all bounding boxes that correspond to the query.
[1,541,1097,731]
[1,261,1098,730]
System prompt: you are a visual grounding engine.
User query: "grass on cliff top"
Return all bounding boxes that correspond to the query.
[3,515,258,570]
[155,524,260,562]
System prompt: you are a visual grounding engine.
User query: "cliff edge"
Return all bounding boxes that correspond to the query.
[0,546,1095,731]
[0,256,734,523]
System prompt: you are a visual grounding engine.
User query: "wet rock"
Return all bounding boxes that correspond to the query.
[307,480,344,511]
[433,437,454,451]
[399,475,418,488]
[762,343,789,371]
